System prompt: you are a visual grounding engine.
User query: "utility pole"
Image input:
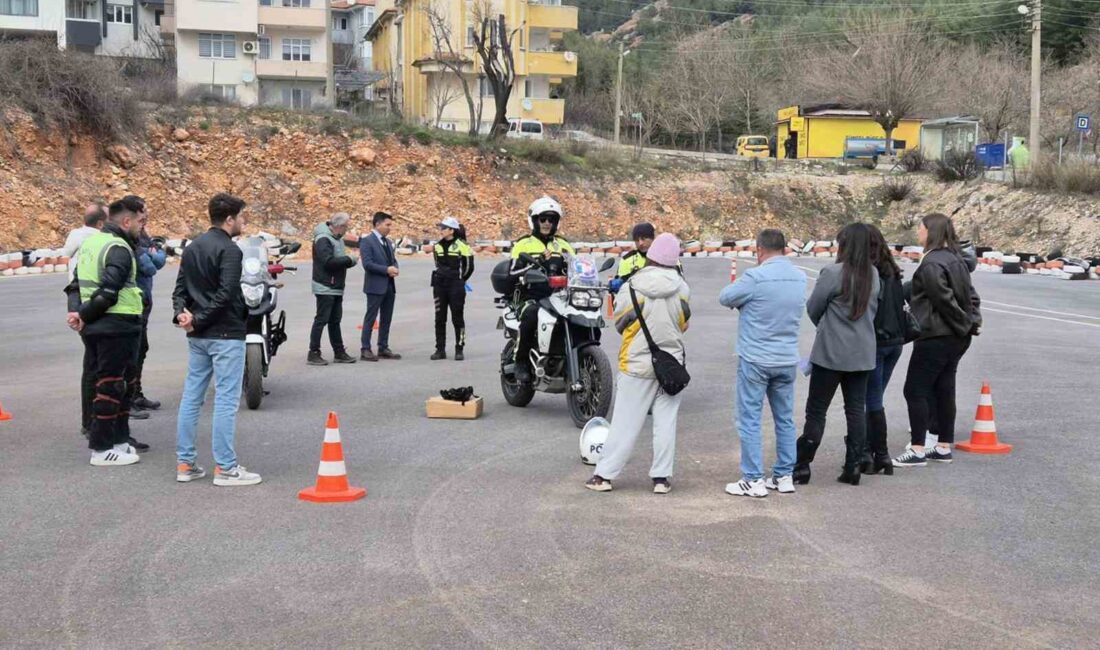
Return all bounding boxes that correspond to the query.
[1028,0,1041,168]
[614,41,624,145]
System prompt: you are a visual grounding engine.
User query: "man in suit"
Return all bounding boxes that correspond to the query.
[359,211,402,361]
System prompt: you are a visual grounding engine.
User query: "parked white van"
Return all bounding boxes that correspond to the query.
[506,119,545,140]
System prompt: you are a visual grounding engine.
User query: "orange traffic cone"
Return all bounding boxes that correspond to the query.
[356,317,380,331]
[298,412,367,502]
[730,259,738,283]
[0,401,11,421]
[605,293,614,319]
[956,382,1012,454]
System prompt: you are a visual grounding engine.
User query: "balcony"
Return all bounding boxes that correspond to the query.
[159,14,176,38]
[256,59,328,79]
[521,97,564,125]
[258,5,327,30]
[527,3,577,32]
[526,50,576,78]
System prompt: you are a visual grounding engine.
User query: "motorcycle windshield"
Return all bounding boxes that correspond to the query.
[238,237,268,283]
[567,254,600,288]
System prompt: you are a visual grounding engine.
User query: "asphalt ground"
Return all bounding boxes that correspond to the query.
[1,256,1098,649]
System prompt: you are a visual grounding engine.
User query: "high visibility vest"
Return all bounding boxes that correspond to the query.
[617,250,647,279]
[77,231,143,316]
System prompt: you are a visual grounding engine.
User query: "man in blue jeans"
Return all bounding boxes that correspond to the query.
[718,229,806,498]
[172,193,261,486]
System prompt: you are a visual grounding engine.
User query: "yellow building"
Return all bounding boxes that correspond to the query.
[368,0,577,131]
[775,105,923,160]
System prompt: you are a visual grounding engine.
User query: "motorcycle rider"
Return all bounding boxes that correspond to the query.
[431,216,474,361]
[509,196,575,384]
[609,222,655,294]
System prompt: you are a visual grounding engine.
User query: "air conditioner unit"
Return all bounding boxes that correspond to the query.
[242,41,259,55]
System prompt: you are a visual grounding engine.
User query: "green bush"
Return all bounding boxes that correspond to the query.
[624,194,638,206]
[899,149,927,173]
[877,177,914,202]
[1029,159,1100,195]
[934,150,983,182]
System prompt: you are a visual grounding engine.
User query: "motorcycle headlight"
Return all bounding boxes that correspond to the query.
[243,257,263,277]
[241,283,264,307]
[570,290,592,308]
[588,296,603,308]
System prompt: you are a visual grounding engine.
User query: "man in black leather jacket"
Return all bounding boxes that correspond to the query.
[171,193,262,487]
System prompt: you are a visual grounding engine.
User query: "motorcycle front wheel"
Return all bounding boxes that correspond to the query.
[244,343,264,410]
[567,345,613,428]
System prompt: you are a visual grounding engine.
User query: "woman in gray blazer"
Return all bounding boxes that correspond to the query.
[793,223,880,486]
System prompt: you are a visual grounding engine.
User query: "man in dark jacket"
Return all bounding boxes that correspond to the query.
[172,193,261,487]
[309,212,358,365]
[358,211,402,361]
[65,196,146,466]
[130,196,166,420]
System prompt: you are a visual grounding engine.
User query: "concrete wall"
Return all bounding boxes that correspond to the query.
[176,31,260,104]
[0,1,66,47]
[176,0,258,32]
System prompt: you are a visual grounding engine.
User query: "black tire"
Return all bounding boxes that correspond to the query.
[500,340,535,407]
[244,343,264,410]
[567,345,613,428]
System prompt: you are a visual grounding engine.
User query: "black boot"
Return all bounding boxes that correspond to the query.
[431,349,447,361]
[333,348,357,364]
[867,409,894,475]
[454,347,464,361]
[859,412,875,474]
[838,436,862,485]
[792,436,819,485]
[307,350,328,366]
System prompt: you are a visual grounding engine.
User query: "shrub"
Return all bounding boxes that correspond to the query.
[899,149,927,173]
[511,140,567,165]
[0,39,143,141]
[878,177,914,202]
[566,140,590,157]
[1029,159,1100,195]
[934,150,983,182]
[624,194,638,206]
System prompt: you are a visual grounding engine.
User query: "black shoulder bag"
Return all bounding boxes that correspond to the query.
[629,285,690,396]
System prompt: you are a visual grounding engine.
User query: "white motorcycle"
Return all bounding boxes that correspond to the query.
[492,253,617,428]
[238,236,299,410]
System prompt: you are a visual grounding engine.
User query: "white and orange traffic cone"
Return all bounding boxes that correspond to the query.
[356,317,381,331]
[0,400,11,421]
[298,412,367,502]
[730,259,738,283]
[956,382,1012,454]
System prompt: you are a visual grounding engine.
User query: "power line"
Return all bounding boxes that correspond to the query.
[594,0,1020,17]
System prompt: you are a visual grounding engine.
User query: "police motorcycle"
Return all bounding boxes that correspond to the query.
[492,252,618,428]
[238,235,301,410]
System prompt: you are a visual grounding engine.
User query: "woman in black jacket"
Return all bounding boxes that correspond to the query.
[861,226,906,475]
[893,214,981,468]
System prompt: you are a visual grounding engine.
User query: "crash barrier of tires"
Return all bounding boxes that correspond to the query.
[0,249,70,276]
[971,249,1098,280]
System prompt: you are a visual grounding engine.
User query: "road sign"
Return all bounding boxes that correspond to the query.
[1076,114,1091,131]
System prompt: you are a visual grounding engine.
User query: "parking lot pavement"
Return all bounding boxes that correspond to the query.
[1,257,1098,648]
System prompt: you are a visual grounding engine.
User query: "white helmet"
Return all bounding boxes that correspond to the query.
[527,195,563,232]
[579,417,610,466]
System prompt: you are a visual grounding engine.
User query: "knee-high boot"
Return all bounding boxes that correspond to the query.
[866,409,893,475]
[792,436,820,485]
[837,436,862,485]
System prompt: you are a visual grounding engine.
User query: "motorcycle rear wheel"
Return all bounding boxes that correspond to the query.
[500,340,535,407]
[568,345,613,428]
[244,343,264,410]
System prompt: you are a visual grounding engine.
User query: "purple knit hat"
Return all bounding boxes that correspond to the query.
[646,233,681,267]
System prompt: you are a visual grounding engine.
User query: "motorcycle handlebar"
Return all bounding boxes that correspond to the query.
[282,266,298,271]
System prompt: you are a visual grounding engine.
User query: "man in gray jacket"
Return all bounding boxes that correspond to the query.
[308,213,358,365]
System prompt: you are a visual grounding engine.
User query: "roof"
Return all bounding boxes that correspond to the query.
[334,68,386,91]
[366,7,396,40]
[331,0,374,8]
[921,116,980,127]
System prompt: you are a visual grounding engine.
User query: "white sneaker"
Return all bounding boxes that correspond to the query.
[765,475,796,494]
[725,478,767,498]
[90,448,140,466]
[213,465,262,487]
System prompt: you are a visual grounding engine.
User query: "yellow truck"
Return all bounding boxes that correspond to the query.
[736,135,770,158]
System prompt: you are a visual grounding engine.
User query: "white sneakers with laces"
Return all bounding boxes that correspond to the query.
[764,475,796,494]
[90,444,140,467]
[213,465,262,487]
[725,478,767,498]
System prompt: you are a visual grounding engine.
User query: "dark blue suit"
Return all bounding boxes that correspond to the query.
[360,232,398,352]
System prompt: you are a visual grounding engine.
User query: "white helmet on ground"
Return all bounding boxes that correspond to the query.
[527,195,563,232]
[580,417,610,466]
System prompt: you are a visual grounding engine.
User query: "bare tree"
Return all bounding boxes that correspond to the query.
[423,1,481,136]
[659,44,718,155]
[428,77,462,128]
[804,11,945,155]
[946,41,1028,142]
[471,0,521,138]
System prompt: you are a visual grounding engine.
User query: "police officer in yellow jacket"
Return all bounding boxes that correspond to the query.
[64,197,146,467]
[431,216,475,361]
[610,222,656,294]
[509,196,575,384]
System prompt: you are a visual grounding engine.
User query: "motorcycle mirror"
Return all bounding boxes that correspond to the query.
[599,257,616,272]
[283,241,302,255]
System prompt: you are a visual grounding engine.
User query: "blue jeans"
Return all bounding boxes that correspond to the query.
[736,358,797,480]
[866,344,902,412]
[176,338,245,470]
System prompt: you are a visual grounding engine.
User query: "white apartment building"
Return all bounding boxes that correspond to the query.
[329,0,371,70]
[0,0,167,58]
[173,0,334,108]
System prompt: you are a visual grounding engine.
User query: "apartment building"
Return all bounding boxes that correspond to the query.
[0,0,167,58]
[173,0,334,108]
[330,0,372,70]
[368,0,577,132]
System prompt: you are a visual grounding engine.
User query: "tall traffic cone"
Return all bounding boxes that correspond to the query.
[298,412,367,502]
[356,317,380,331]
[0,401,11,421]
[730,259,738,283]
[956,382,1012,454]
[605,293,614,319]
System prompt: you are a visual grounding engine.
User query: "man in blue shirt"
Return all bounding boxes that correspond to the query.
[718,229,807,498]
[131,197,166,427]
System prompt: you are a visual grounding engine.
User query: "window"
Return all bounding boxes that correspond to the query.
[524,79,532,98]
[282,38,311,62]
[334,16,348,30]
[154,9,162,26]
[107,4,132,24]
[65,0,92,19]
[199,33,236,59]
[466,26,475,48]
[282,88,312,110]
[364,9,374,28]
[258,37,271,60]
[479,77,493,96]
[203,84,237,101]
[521,121,542,134]
[0,0,38,17]
[284,0,310,6]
